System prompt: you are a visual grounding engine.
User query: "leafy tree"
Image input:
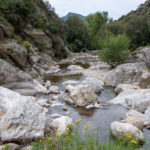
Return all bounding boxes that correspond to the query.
[65,16,90,52]
[99,31,130,67]
[86,11,109,49]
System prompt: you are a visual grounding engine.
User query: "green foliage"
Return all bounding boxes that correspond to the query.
[31,120,141,150]
[65,16,90,52]
[38,42,48,52]
[1,144,10,150]
[99,31,130,67]
[86,11,109,49]
[23,41,32,53]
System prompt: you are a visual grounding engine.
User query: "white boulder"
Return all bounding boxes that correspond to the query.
[70,85,97,106]
[0,86,46,143]
[109,89,150,113]
[111,121,145,143]
[50,116,72,134]
[81,77,104,93]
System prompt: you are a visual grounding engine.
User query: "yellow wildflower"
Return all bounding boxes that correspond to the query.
[76,119,82,124]
[42,137,45,140]
[39,140,42,143]
[56,132,61,137]
[48,137,53,140]
[66,136,71,141]
[71,133,75,136]
[130,140,137,144]
[124,133,131,139]
[84,125,88,129]
[77,131,80,134]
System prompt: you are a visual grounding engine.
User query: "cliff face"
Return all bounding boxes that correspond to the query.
[0,0,73,96]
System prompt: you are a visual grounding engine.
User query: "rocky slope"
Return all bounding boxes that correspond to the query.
[0,0,73,96]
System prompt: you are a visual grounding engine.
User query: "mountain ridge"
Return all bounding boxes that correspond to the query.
[62,12,85,21]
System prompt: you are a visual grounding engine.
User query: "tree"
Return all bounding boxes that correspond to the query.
[86,11,109,49]
[99,31,130,67]
[65,16,90,52]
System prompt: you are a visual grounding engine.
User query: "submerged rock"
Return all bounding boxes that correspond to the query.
[111,121,145,144]
[0,86,46,143]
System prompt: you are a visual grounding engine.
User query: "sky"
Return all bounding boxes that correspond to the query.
[49,0,146,20]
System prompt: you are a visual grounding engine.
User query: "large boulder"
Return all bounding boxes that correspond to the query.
[122,116,144,130]
[145,107,150,125]
[81,77,104,93]
[126,110,148,126]
[0,59,36,96]
[0,86,46,143]
[69,85,97,106]
[110,121,145,144]
[50,116,72,134]
[103,62,150,88]
[115,84,140,94]
[129,47,150,67]
[24,29,52,50]
[5,41,32,68]
[52,35,69,59]
[109,89,150,113]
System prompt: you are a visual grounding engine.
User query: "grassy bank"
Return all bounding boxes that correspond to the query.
[30,120,145,150]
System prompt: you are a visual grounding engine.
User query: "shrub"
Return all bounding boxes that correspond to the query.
[99,31,130,67]
[23,41,32,53]
[38,42,47,52]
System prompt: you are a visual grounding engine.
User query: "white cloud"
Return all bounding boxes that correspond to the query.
[49,0,146,19]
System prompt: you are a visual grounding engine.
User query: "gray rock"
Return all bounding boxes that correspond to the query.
[103,62,150,88]
[126,110,147,126]
[67,65,84,70]
[69,85,97,106]
[6,41,31,68]
[109,89,150,113]
[0,143,19,150]
[21,146,33,150]
[0,86,46,143]
[50,116,72,134]
[115,84,140,94]
[81,77,104,93]
[145,107,150,125]
[49,86,59,94]
[111,121,145,144]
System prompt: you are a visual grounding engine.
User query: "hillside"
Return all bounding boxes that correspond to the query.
[0,0,73,96]
[62,12,85,21]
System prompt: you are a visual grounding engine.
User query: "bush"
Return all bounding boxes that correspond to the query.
[38,42,47,52]
[99,31,130,67]
[23,41,32,53]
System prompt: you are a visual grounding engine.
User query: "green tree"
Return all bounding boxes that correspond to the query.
[99,31,130,67]
[86,11,109,49]
[65,16,90,52]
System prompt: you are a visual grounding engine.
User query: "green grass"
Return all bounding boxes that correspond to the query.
[30,120,147,150]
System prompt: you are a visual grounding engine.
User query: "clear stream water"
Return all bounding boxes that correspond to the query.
[40,63,150,149]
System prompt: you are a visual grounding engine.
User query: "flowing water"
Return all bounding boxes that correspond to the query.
[41,56,150,148]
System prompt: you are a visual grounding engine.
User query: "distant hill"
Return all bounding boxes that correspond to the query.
[62,12,85,21]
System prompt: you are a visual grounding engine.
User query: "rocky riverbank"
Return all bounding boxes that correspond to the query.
[1,47,150,149]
